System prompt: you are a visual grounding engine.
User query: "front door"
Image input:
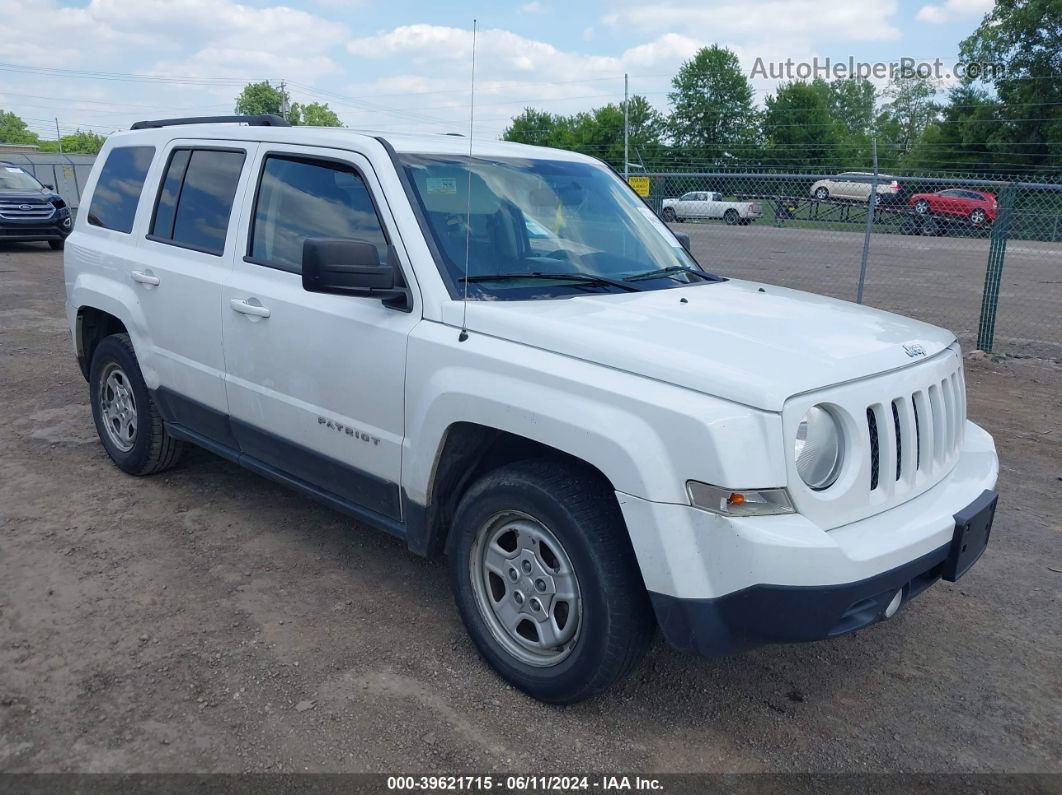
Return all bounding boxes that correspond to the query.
[221,145,419,521]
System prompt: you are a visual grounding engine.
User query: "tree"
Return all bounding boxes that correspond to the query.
[667,46,758,163]
[502,98,663,170]
[762,81,848,169]
[0,110,40,145]
[297,102,342,127]
[904,85,1001,171]
[959,0,1062,167]
[235,81,289,118]
[502,108,571,147]
[37,130,107,154]
[233,82,342,126]
[878,74,941,160]
[827,79,877,138]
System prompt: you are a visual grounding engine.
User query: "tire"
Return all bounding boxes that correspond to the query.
[49,239,65,251]
[724,209,739,225]
[660,207,677,222]
[89,333,184,476]
[814,186,829,201]
[969,209,987,226]
[448,459,654,704]
[913,199,930,215]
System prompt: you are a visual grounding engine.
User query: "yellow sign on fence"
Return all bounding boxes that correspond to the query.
[627,176,650,197]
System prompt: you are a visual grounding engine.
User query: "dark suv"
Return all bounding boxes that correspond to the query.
[0,161,73,249]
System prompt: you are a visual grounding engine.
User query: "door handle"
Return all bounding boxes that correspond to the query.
[131,270,160,286]
[230,298,270,318]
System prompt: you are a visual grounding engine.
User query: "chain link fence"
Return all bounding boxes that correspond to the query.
[639,171,1062,361]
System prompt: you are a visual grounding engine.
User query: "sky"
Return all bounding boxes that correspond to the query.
[2,0,996,142]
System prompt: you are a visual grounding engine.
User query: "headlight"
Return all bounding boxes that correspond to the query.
[794,405,844,490]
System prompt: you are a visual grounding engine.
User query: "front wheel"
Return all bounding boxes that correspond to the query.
[448,460,654,704]
[49,239,65,251]
[814,186,829,201]
[724,208,739,225]
[913,199,930,215]
[660,207,677,222]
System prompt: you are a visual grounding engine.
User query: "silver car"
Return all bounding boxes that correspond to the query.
[810,172,901,204]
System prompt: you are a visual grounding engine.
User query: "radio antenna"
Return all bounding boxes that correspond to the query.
[458,19,477,343]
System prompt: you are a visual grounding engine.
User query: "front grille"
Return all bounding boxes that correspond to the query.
[0,201,56,221]
[866,364,965,494]
[867,407,879,491]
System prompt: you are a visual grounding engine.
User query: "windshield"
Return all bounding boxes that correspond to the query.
[398,153,717,299]
[0,166,45,192]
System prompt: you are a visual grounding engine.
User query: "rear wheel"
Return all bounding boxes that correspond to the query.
[969,208,988,226]
[724,208,739,225]
[89,333,184,475]
[448,460,654,704]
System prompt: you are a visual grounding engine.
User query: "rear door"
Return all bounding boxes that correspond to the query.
[221,144,419,521]
[135,140,256,430]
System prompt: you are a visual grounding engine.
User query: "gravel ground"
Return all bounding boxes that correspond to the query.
[1,244,1060,773]
[673,221,1062,360]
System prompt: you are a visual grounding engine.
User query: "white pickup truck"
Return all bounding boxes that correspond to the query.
[64,116,998,704]
[660,191,762,224]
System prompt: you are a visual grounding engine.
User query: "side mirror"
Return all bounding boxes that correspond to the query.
[673,231,691,252]
[302,238,410,310]
[43,184,54,190]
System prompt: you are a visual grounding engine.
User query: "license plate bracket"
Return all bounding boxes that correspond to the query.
[943,490,998,582]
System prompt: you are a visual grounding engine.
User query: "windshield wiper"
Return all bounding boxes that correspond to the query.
[461,272,643,292]
[624,265,717,283]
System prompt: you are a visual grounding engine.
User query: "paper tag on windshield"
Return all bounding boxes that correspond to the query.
[639,206,683,247]
[5,167,23,173]
[426,177,457,195]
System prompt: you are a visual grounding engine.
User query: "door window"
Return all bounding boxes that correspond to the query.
[149,148,246,255]
[247,155,389,274]
[86,146,155,233]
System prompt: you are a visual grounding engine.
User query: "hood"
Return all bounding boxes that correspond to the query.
[0,188,58,203]
[462,280,956,411]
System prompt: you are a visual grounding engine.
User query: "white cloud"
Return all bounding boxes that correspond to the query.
[0,0,348,136]
[344,25,709,136]
[915,0,993,24]
[602,0,902,44]
[520,1,547,13]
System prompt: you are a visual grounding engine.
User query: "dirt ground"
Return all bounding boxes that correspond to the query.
[1,245,1060,774]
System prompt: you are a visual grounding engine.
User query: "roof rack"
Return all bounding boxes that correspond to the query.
[130,114,291,130]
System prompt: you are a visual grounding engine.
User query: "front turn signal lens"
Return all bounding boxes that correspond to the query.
[687,481,795,517]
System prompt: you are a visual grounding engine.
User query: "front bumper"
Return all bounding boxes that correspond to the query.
[618,420,998,655]
[0,211,72,242]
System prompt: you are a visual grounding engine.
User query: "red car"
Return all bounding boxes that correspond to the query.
[908,189,997,226]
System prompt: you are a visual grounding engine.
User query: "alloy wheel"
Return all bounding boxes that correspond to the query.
[98,362,138,452]
[469,510,582,667]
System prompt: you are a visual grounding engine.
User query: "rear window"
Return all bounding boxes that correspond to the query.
[149,148,245,256]
[87,146,155,233]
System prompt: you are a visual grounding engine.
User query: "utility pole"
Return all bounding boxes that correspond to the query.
[623,73,629,181]
[856,135,878,304]
[55,118,63,153]
[279,80,290,122]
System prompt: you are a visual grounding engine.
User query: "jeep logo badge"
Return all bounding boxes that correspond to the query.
[904,343,927,358]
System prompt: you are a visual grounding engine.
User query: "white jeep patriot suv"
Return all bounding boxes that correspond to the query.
[64,115,999,704]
